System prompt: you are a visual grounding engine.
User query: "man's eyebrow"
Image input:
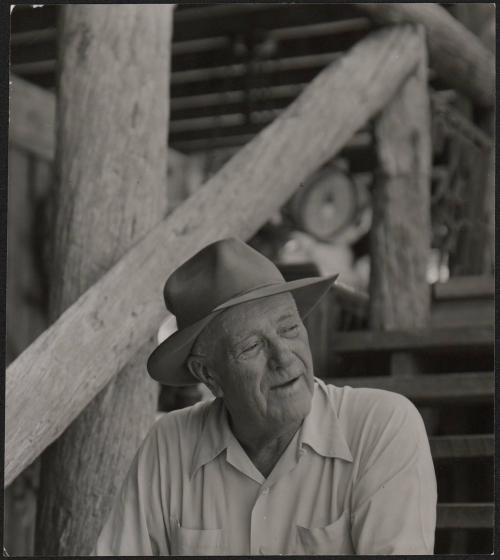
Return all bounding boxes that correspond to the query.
[227,329,260,348]
[277,312,297,322]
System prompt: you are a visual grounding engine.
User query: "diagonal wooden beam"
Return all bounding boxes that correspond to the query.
[356,3,495,107]
[6,24,424,487]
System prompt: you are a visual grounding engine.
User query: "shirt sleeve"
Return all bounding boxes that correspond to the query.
[92,423,170,556]
[350,391,437,554]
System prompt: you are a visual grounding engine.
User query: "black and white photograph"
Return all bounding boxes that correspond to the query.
[4,2,495,556]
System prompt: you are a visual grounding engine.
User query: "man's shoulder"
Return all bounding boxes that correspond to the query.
[319,377,415,417]
[153,397,216,437]
[317,378,423,443]
[140,398,216,459]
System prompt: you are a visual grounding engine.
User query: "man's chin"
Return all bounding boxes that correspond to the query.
[268,389,312,425]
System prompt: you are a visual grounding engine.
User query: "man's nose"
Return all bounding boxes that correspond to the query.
[268,338,294,369]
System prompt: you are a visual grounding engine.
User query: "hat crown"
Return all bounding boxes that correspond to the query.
[164,238,284,329]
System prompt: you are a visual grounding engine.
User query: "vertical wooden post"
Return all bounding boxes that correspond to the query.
[34,5,173,555]
[448,6,495,277]
[369,25,431,375]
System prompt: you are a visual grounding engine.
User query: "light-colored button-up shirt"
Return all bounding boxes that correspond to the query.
[94,377,437,555]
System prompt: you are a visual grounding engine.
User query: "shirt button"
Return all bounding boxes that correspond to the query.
[261,487,269,495]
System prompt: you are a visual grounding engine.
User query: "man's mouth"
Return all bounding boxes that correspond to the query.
[272,375,301,390]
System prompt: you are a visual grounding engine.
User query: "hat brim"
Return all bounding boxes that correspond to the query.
[147,274,339,386]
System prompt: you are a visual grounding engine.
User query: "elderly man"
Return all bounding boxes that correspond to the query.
[94,237,437,555]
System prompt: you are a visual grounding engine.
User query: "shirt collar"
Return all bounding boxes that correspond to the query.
[190,377,353,478]
[298,377,353,462]
[190,397,232,479]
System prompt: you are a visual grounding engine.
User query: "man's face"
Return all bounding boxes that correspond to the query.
[207,292,315,433]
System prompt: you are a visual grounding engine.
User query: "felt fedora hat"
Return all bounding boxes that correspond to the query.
[147,237,338,386]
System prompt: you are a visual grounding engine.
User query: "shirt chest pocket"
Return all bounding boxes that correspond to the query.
[173,524,223,555]
[296,511,353,555]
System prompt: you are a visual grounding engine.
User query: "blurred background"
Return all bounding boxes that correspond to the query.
[7,3,494,556]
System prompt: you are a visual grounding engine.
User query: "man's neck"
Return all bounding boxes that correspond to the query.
[228,415,303,478]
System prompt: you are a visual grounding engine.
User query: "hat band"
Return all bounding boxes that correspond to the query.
[212,280,288,312]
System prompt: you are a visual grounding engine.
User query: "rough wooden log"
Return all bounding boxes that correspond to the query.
[369,25,431,378]
[33,5,173,556]
[356,3,495,107]
[9,75,190,184]
[6,25,424,488]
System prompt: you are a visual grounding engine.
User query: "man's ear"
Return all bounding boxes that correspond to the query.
[187,356,224,398]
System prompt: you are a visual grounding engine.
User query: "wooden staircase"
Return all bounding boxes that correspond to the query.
[299,271,494,554]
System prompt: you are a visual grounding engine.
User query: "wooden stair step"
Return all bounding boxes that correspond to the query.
[437,503,493,529]
[431,298,493,329]
[433,275,494,301]
[325,372,493,404]
[331,326,493,353]
[430,434,494,459]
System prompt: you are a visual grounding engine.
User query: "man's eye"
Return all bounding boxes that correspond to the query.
[239,342,260,358]
[281,324,299,336]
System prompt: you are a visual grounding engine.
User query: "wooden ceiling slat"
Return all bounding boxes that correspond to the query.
[271,17,372,41]
[171,83,304,110]
[172,52,341,85]
[10,40,57,65]
[171,120,271,142]
[172,36,230,55]
[171,66,322,98]
[174,3,281,22]
[172,4,362,42]
[171,95,296,121]
[10,28,57,46]
[172,27,368,72]
[11,60,56,76]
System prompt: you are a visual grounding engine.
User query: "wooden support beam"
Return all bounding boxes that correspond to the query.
[369,24,431,377]
[324,372,493,404]
[330,326,493,353]
[429,434,494,460]
[356,3,495,107]
[436,503,494,529]
[9,75,188,174]
[31,6,174,556]
[172,134,377,174]
[5,25,425,488]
